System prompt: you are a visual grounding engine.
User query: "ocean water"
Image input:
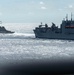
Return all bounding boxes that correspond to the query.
[0,23,74,64]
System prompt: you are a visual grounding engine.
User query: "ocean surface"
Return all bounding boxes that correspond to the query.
[0,23,74,65]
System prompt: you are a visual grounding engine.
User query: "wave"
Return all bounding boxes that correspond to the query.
[0,33,35,39]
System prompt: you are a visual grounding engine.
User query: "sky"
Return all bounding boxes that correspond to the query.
[0,0,74,24]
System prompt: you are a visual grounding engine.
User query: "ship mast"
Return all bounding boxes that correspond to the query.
[41,22,42,25]
[71,12,72,21]
[66,14,68,21]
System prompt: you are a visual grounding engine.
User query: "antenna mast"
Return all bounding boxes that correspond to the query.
[66,14,68,21]
[71,12,72,21]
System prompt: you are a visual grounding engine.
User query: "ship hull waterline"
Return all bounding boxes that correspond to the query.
[34,30,74,40]
[0,31,14,34]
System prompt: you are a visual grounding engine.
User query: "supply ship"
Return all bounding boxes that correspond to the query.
[33,14,74,40]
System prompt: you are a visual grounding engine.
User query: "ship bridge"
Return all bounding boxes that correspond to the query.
[61,13,74,34]
[65,20,74,28]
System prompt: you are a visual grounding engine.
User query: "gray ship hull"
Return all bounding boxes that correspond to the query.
[0,31,14,34]
[0,26,14,34]
[34,30,74,40]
